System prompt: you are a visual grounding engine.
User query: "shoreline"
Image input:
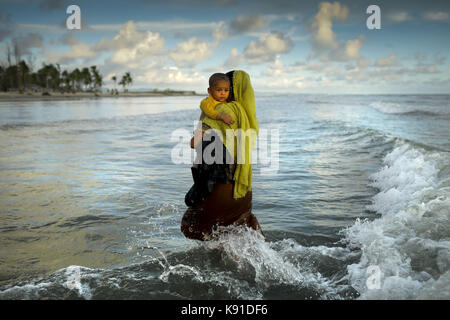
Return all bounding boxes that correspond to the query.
[0,91,203,102]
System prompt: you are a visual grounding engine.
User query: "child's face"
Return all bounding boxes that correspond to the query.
[208,80,230,102]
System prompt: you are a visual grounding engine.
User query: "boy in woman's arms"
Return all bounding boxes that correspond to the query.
[199,73,234,125]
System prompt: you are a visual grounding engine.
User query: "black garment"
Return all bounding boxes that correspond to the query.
[185,70,236,207]
[226,70,235,102]
[185,130,235,207]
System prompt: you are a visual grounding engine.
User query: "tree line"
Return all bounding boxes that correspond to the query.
[0,56,133,94]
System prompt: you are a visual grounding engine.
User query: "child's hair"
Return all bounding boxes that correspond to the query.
[209,73,230,88]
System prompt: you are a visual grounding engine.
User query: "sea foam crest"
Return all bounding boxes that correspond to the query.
[343,140,450,299]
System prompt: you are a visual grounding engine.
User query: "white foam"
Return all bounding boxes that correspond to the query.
[343,141,450,299]
[62,265,95,300]
[201,226,350,299]
[369,101,447,115]
[0,281,52,300]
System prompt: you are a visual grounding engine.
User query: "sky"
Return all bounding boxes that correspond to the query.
[1,0,450,94]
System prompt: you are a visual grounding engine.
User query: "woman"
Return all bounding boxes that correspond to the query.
[181,70,263,241]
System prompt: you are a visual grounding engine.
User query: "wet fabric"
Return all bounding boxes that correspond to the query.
[182,70,263,241]
[181,183,262,241]
[203,70,259,199]
[184,129,235,207]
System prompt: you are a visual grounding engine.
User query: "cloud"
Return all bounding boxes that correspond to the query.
[57,33,78,46]
[266,55,286,78]
[94,21,165,66]
[375,54,399,67]
[39,0,65,11]
[328,35,365,62]
[311,1,349,50]
[11,33,44,56]
[386,11,414,23]
[169,37,215,67]
[242,31,294,64]
[344,36,363,60]
[212,21,228,41]
[223,48,243,69]
[308,2,365,64]
[255,55,305,90]
[223,31,293,66]
[414,65,439,74]
[212,13,268,42]
[135,66,206,89]
[229,13,267,35]
[95,21,164,52]
[0,12,14,41]
[423,11,449,21]
[44,41,96,64]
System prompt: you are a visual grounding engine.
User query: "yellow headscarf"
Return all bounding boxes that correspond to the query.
[203,70,259,199]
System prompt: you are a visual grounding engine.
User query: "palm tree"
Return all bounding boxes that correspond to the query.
[37,64,52,93]
[90,66,103,92]
[119,72,133,92]
[70,68,82,92]
[61,70,70,92]
[111,75,117,94]
[18,60,30,92]
[119,75,126,92]
[81,67,91,91]
[125,72,132,91]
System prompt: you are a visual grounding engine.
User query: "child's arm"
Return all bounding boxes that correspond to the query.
[200,97,235,125]
[200,97,219,120]
[217,112,234,125]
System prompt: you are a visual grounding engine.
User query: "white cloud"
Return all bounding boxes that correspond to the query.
[94,21,165,62]
[308,2,364,64]
[223,47,243,69]
[257,55,304,90]
[169,37,215,67]
[212,21,228,41]
[311,1,349,50]
[58,33,78,46]
[44,41,96,64]
[375,54,399,67]
[423,11,449,21]
[414,65,439,74]
[222,31,293,66]
[242,31,294,64]
[344,37,363,60]
[136,66,206,88]
[266,55,286,78]
[386,12,414,23]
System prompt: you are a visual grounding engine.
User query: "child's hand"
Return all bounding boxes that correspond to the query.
[219,113,235,125]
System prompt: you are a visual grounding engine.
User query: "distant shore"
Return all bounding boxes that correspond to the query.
[0,90,203,102]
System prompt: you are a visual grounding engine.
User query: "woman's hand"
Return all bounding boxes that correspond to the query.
[190,130,205,149]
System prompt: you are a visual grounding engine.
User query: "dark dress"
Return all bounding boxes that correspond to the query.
[181,125,262,241]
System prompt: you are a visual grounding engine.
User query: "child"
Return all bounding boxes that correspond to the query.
[199,73,234,125]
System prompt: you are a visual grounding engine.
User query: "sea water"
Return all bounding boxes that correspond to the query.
[0,94,448,299]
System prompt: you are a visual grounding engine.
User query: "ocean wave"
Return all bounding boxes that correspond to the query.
[369,102,447,116]
[342,140,450,299]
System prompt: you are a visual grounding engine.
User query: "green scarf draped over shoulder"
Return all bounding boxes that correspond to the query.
[203,70,259,199]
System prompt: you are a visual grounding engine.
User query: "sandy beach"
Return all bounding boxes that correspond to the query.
[0,90,201,101]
